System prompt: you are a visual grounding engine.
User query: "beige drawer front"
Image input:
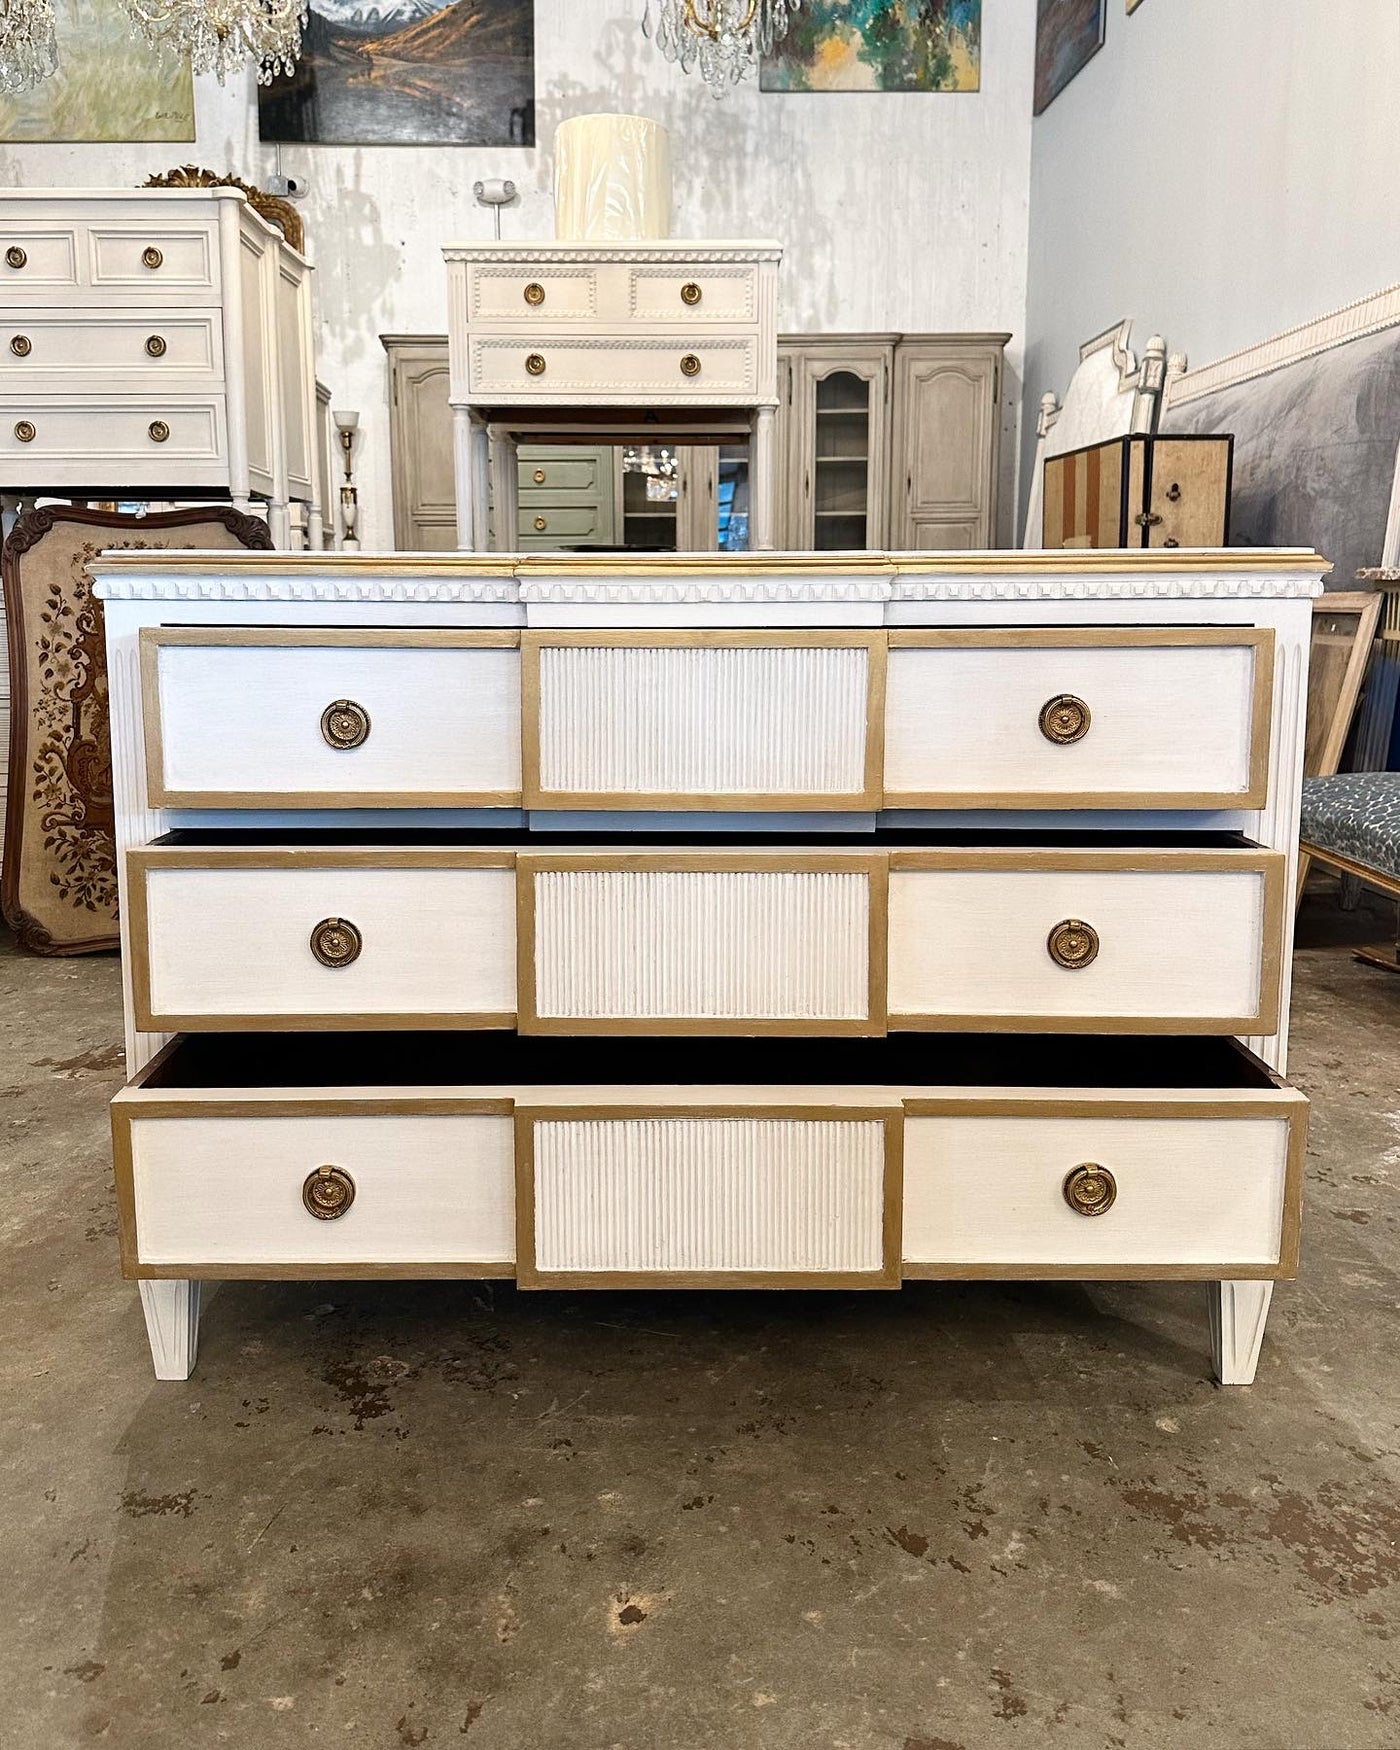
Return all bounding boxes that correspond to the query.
[519,1104,902,1288]
[523,630,885,810]
[468,265,598,322]
[87,223,217,292]
[1,227,80,291]
[884,629,1274,808]
[469,335,758,399]
[517,504,602,542]
[519,851,886,1035]
[1,311,221,379]
[887,847,1284,1034]
[903,1088,1306,1277]
[141,628,522,809]
[1,397,225,472]
[627,264,758,323]
[120,1103,515,1274]
[128,849,517,1030]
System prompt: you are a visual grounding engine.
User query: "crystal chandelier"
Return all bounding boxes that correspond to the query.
[641,0,802,95]
[123,0,308,85]
[0,0,59,94]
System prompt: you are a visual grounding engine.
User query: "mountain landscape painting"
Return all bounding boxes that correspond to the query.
[259,0,534,146]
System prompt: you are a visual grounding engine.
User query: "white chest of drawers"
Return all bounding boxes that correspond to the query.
[94,547,1323,1386]
[0,189,319,548]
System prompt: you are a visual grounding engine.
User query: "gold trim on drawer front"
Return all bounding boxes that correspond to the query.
[514,849,889,1037]
[139,626,523,810]
[884,626,1275,811]
[514,1103,904,1291]
[521,628,887,812]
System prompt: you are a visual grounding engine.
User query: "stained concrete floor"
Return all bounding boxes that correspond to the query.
[1,886,1398,1750]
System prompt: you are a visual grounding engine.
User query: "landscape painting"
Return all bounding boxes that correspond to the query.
[259,0,534,146]
[0,0,193,143]
[1034,0,1105,114]
[761,0,980,93]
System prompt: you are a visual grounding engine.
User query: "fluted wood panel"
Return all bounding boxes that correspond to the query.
[531,1118,886,1275]
[536,644,870,796]
[533,869,870,1021]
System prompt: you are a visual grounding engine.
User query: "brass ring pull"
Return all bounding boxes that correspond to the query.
[523,281,545,306]
[681,281,702,306]
[145,334,167,358]
[141,245,163,269]
[310,916,362,969]
[1047,918,1099,970]
[534,515,547,532]
[680,352,702,377]
[320,698,370,749]
[147,419,170,443]
[525,352,546,376]
[13,420,35,443]
[10,334,31,357]
[5,245,27,269]
[532,468,547,484]
[1039,693,1090,744]
[303,1164,356,1220]
[1063,1163,1117,1217]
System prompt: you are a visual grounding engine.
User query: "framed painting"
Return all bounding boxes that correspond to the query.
[1034,0,1105,115]
[259,0,535,146]
[0,0,194,143]
[761,0,980,93]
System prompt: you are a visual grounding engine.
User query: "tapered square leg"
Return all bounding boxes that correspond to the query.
[1208,1280,1273,1385]
[139,1280,201,1381]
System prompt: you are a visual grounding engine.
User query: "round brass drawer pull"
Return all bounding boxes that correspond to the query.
[1064,1163,1117,1217]
[681,281,702,306]
[534,515,548,532]
[145,333,167,358]
[13,420,36,444]
[147,419,170,443]
[320,698,370,749]
[523,281,545,306]
[533,468,547,485]
[525,352,547,376]
[303,1164,356,1220]
[5,245,27,269]
[310,916,362,969]
[10,334,31,357]
[141,245,163,269]
[680,352,702,377]
[1047,918,1099,970]
[1039,693,1091,744]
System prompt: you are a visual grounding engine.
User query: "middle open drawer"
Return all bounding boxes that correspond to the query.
[128,836,1285,1037]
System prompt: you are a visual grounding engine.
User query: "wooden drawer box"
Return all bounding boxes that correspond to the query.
[140,628,522,809]
[112,1034,1304,1284]
[523,630,885,811]
[2,395,226,478]
[884,628,1273,809]
[468,335,758,400]
[1,311,221,379]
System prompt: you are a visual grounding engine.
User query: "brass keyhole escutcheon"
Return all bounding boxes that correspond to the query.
[534,516,547,532]
[680,352,702,377]
[10,334,31,357]
[1063,1163,1117,1217]
[141,245,163,269]
[302,1164,356,1220]
[523,281,545,306]
[525,352,547,376]
[310,916,362,969]
[13,420,36,443]
[681,281,702,306]
[1047,918,1099,971]
[1164,481,1182,502]
[320,698,370,749]
[147,419,170,443]
[145,334,167,358]
[1039,693,1090,744]
[533,468,547,485]
[5,245,27,269]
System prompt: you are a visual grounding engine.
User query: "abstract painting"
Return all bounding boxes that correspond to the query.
[0,0,194,143]
[1034,0,1105,114]
[761,0,980,93]
[259,0,534,146]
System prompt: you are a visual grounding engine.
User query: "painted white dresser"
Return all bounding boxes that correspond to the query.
[0,188,319,548]
[443,241,781,551]
[93,548,1323,1384]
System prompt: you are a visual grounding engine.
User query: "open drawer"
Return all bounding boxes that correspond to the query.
[112,1034,1305,1286]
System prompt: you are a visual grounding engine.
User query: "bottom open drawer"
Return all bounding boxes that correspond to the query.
[112,1035,1306,1285]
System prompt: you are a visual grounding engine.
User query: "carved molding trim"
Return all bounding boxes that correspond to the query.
[519,578,892,604]
[444,244,783,264]
[143,165,304,254]
[890,575,1326,601]
[93,576,520,603]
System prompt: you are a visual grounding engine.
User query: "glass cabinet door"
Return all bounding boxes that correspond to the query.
[788,345,893,552]
[812,371,873,550]
[620,445,679,549]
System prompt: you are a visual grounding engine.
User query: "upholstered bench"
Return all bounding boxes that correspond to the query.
[1300,772,1400,970]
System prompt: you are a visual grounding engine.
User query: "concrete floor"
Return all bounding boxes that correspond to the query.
[2,888,1398,1750]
